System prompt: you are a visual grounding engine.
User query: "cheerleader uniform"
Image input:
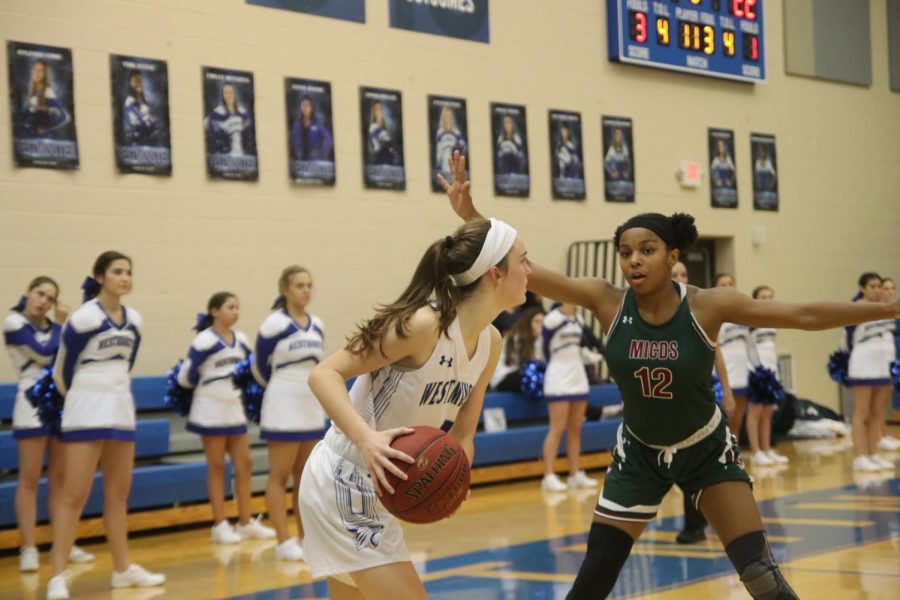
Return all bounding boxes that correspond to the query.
[718,323,755,395]
[52,299,141,442]
[179,328,251,435]
[252,309,326,440]
[3,312,60,438]
[542,308,589,402]
[490,334,542,391]
[298,316,491,582]
[846,320,891,386]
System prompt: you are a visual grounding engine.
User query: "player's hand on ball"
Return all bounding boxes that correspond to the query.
[438,151,480,222]
[359,427,415,497]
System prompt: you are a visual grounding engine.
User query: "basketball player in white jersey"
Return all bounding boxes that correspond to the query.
[299,217,529,599]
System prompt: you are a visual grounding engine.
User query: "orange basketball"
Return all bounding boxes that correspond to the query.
[381,426,471,524]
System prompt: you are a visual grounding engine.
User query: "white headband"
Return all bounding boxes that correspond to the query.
[449,218,518,287]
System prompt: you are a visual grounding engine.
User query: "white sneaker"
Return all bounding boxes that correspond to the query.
[751,451,775,466]
[110,564,166,588]
[877,436,900,451]
[541,473,567,492]
[46,574,69,600]
[236,515,276,540]
[869,455,895,470]
[211,520,241,545]
[20,545,38,572]
[765,449,789,464]
[852,455,881,472]
[567,470,599,488]
[68,545,94,563]
[274,538,304,562]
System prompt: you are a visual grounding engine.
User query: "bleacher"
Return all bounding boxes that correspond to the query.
[0,376,622,549]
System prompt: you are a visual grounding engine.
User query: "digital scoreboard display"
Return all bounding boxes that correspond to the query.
[607,0,765,83]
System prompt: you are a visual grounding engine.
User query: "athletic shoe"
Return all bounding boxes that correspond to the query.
[46,574,69,600]
[541,473,567,492]
[274,538,304,561]
[869,455,895,470]
[211,520,241,545]
[877,436,900,451]
[68,545,94,563]
[110,564,166,588]
[765,449,789,464]
[236,515,276,540]
[567,470,599,488]
[751,451,775,466]
[852,455,880,472]
[20,546,38,572]
[676,528,706,544]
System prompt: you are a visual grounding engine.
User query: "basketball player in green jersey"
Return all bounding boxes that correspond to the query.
[440,152,900,600]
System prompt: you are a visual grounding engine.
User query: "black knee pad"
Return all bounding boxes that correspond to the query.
[566,522,635,600]
[725,530,798,600]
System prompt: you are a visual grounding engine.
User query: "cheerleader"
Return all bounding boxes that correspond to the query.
[46,251,164,600]
[877,277,900,451]
[490,306,544,391]
[715,274,751,446]
[251,266,326,561]
[746,286,788,466]
[177,292,275,544]
[298,217,515,598]
[540,303,599,492]
[4,278,95,572]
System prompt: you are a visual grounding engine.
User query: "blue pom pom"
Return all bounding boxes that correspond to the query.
[827,349,850,386]
[891,359,900,390]
[25,368,63,436]
[748,365,784,405]
[710,372,724,405]
[519,360,546,401]
[163,361,194,417]
[232,356,264,424]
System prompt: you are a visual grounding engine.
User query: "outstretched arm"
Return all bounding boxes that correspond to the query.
[438,151,623,326]
[698,287,900,332]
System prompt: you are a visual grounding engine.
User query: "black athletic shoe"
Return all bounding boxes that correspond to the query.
[676,528,707,544]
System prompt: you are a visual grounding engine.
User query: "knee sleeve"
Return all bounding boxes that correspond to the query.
[566,523,635,600]
[725,531,798,600]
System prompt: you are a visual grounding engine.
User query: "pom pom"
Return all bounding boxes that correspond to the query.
[163,361,194,416]
[25,368,63,436]
[891,359,900,390]
[711,372,724,405]
[81,276,101,303]
[827,349,850,386]
[519,360,545,401]
[232,356,264,423]
[748,365,784,405]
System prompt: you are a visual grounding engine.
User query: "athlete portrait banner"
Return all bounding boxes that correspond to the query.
[360,86,405,190]
[428,95,468,192]
[202,67,258,181]
[285,78,335,185]
[7,41,79,170]
[751,133,778,211]
[549,110,585,200]
[110,55,172,175]
[491,102,529,197]
[709,128,737,208]
[389,0,489,43]
[246,0,365,23]
[601,115,634,202]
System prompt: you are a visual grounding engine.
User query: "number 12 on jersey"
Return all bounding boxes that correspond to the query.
[634,366,673,399]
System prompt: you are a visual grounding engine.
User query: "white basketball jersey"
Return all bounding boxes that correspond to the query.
[324,316,492,467]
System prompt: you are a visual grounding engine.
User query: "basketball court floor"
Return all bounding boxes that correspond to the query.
[1,434,897,599]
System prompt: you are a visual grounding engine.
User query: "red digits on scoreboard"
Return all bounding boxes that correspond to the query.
[732,0,757,20]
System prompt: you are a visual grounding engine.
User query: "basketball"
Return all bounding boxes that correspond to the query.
[381,426,471,524]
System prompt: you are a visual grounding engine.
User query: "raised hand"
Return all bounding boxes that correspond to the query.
[437,150,481,222]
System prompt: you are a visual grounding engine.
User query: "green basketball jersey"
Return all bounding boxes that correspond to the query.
[605,282,718,446]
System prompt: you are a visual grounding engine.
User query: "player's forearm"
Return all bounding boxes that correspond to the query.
[309,365,373,444]
[788,302,897,331]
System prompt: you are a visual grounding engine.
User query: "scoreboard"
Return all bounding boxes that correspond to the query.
[607,0,765,83]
